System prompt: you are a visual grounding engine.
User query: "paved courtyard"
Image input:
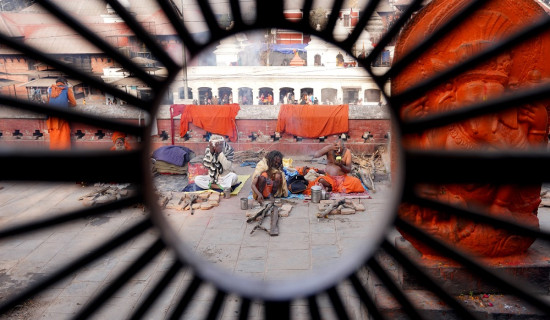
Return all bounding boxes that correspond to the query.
[0,160,395,319]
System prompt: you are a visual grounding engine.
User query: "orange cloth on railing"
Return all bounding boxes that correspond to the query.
[179,104,240,141]
[276,104,349,138]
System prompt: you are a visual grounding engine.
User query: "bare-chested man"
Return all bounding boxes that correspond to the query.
[311,140,364,193]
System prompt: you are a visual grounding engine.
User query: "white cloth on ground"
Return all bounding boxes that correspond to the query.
[195,172,238,190]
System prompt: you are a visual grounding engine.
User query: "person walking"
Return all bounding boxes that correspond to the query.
[46,77,76,150]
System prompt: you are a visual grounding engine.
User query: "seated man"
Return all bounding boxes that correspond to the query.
[111,131,132,151]
[311,139,365,193]
[195,135,238,191]
[251,150,288,203]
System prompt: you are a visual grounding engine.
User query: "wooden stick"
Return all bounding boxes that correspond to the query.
[270,206,279,236]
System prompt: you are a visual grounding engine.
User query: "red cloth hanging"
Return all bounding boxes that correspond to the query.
[179,104,240,141]
[170,104,186,145]
[276,104,349,138]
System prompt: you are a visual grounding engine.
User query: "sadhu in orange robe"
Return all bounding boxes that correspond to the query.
[308,149,365,194]
[46,78,76,150]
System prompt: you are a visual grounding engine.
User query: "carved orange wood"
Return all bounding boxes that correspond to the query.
[393,0,550,258]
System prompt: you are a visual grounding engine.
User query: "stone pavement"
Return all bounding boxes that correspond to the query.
[0,160,395,319]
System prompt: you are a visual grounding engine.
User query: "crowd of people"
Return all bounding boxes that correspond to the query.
[192,135,364,203]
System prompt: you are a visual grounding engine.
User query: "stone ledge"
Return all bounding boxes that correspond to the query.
[373,286,549,320]
[396,237,550,295]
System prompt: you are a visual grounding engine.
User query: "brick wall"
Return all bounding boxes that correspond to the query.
[0,117,391,155]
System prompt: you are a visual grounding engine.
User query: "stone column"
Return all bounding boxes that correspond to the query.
[295,87,301,102]
[274,87,281,104]
[313,87,322,103]
[336,87,343,105]
[251,87,260,105]
[212,86,219,102]
[191,88,199,104]
[232,87,239,104]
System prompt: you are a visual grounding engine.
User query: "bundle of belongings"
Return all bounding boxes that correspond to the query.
[284,166,322,194]
[152,145,195,175]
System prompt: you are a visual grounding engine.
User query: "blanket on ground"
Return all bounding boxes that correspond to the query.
[152,145,195,167]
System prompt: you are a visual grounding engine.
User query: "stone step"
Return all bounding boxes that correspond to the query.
[373,287,549,320]
[395,237,550,295]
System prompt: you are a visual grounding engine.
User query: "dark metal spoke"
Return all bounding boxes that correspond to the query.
[307,295,321,320]
[205,290,227,320]
[383,0,490,83]
[238,298,251,320]
[405,192,550,241]
[364,0,424,67]
[155,0,200,55]
[265,300,290,320]
[0,32,146,108]
[36,0,161,90]
[256,1,285,28]
[0,219,152,316]
[0,150,143,183]
[396,218,550,315]
[0,195,142,239]
[169,276,203,320]
[326,287,350,320]
[324,0,345,39]
[228,0,244,26]
[128,260,183,320]
[195,0,223,38]
[367,259,425,320]
[348,272,386,320]
[392,15,550,105]
[0,95,142,136]
[401,81,550,134]
[342,0,382,49]
[300,0,314,28]
[404,149,550,184]
[381,240,481,320]
[72,239,166,320]
[104,0,180,74]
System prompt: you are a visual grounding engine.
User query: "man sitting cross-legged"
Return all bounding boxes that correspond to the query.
[251,150,288,204]
[310,139,364,194]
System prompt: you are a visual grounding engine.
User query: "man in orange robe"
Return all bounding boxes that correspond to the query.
[310,140,364,193]
[110,131,132,151]
[46,77,76,150]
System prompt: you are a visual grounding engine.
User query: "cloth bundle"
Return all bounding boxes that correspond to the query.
[152,146,195,175]
[153,160,189,175]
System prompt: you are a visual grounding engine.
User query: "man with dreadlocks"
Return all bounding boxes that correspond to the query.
[251,150,288,204]
[195,135,238,191]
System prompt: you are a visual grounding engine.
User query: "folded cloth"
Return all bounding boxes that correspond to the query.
[154,161,189,175]
[179,104,240,141]
[304,169,320,182]
[240,161,257,168]
[276,104,349,138]
[152,146,195,167]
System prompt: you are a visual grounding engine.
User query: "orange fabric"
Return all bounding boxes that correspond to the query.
[170,104,186,145]
[276,104,349,138]
[179,104,240,141]
[309,174,365,194]
[296,166,321,175]
[110,131,132,150]
[260,172,274,198]
[47,117,71,150]
[111,131,126,143]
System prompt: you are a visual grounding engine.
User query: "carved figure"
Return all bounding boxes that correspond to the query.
[393,0,550,258]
